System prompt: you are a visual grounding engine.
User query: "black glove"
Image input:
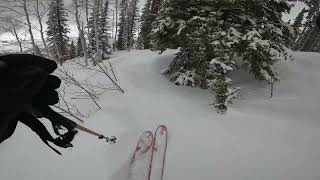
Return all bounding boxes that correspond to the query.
[0,54,77,155]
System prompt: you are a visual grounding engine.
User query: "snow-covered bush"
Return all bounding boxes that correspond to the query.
[151,0,293,112]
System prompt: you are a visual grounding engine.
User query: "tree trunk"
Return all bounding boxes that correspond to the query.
[34,0,50,57]
[114,0,118,51]
[85,0,93,57]
[23,0,40,56]
[93,0,102,65]
[73,0,89,66]
[112,10,115,45]
[10,22,23,53]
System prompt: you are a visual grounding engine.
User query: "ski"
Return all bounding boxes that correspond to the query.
[128,131,154,180]
[149,125,168,180]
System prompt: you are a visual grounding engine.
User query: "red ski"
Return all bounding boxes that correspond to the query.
[128,125,168,180]
[128,131,154,180]
[149,125,168,180]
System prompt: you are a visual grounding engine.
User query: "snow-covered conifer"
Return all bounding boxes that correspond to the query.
[127,0,139,50]
[69,41,77,59]
[76,36,84,57]
[137,0,152,49]
[46,0,70,64]
[152,0,293,112]
[117,0,129,50]
[295,0,320,51]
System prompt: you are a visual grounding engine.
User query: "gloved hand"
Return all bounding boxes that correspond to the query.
[0,54,77,155]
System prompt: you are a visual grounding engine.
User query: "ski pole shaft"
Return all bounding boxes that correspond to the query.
[75,124,103,138]
[75,124,117,144]
[31,106,116,144]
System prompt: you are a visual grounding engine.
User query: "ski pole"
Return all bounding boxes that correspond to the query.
[75,124,117,144]
[32,105,117,144]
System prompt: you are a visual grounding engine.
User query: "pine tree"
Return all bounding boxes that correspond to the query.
[293,8,306,36]
[137,0,152,49]
[76,36,84,57]
[46,0,70,64]
[151,0,293,112]
[69,41,76,59]
[117,0,129,50]
[87,0,111,60]
[236,0,293,81]
[292,8,306,50]
[296,1,320,52]
[137,0,163,49]
[127,0,139,50]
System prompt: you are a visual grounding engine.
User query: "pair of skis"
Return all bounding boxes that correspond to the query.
[128,125,168,180]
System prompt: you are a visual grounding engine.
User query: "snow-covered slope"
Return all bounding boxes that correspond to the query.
[1,50,320,180]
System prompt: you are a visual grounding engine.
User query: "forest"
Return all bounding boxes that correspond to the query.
[3,1,320,180]
[0,0,319,113]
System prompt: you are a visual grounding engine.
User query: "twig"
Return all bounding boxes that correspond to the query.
[58,68,102,109]
[96,62,125,93]
[107,59,118,81]
[53,105,85,123]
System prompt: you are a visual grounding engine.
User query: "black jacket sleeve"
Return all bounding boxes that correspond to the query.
[0,54,57,143]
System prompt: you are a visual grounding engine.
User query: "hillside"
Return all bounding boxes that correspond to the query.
[1,50,320,180]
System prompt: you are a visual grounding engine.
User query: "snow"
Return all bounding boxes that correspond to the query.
[210,58,233,71]
[2,50,320,180]
[171,70,195,87]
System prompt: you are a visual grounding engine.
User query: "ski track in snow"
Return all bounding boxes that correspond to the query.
[1,50,320,180]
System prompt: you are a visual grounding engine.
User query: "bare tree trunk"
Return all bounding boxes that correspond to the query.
[112,10,115,42]
[270,78,274,98]
[54,40,63,64]
[114,0,118,51]
[93,0,102,65]
[10,21,23,53]
[137,17,140,39]
[85,0,93,57]
[33,0,50,57]
[73,0,89,66]
[23,0,40,55]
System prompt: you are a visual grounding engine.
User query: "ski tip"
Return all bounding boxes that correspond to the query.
[142,131,153,137]
[157,125,167,131]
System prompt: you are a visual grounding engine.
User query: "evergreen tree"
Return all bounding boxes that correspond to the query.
[292,8,306,35]
[46,0,70,64]
[69,41,76,59]
[295,1,320,52]
[292,8,306,49]
[76,36,84,57]
[87,0,111,59]
[117,0,129,50]
[137,0,152,49]
[137,0,163,49]
[149,0,162,20]
[236,0,293,81]
[152,0,293,112]
[127,0,139,50]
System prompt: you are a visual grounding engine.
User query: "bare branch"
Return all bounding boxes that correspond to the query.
[53,105,85,123]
